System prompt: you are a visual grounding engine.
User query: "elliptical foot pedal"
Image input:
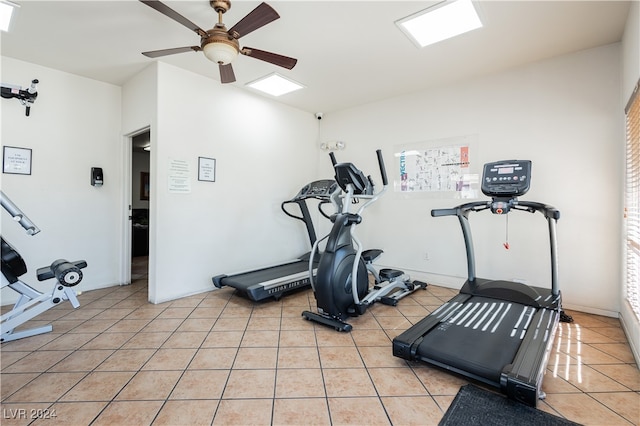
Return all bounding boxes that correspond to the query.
[302,311,352,332]
[413,280,428,290]
[380,296,398,306]
[379,268,403,281]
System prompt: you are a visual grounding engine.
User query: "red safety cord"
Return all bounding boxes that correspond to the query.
[503,215,510,250]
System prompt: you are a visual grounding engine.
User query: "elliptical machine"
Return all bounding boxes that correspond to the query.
[302,149,427,332]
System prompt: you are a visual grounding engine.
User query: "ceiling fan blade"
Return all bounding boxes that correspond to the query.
[219,63,236,84]
[139,0,206,37]
[142,46,201,58]
[242,47,297,70]
[228,2,280,39]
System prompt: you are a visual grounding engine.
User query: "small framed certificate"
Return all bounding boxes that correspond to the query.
[198,157,216,182]
[3,146,32,175]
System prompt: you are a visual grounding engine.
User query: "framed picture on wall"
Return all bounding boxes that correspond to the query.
[3,146,32,175]
[198,157,216,182]
[140,172,150,200]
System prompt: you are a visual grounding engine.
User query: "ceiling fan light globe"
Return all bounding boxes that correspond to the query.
[203,42,238,65]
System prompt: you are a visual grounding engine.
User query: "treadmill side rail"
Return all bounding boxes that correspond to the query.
[501,307,561,406]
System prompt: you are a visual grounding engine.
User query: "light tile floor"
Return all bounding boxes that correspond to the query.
[1,257,638,425]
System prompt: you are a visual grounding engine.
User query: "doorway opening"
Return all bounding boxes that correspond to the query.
[131,130,150,281]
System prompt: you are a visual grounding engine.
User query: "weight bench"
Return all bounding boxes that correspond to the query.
[1,238,86,342]
[0,190,87,343]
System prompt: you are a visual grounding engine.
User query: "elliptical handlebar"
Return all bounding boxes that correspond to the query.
[329,152,338,166]
[376,149,388,186]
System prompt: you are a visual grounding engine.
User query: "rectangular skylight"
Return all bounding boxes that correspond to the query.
[396,0,482,48]
[246,73,304,97]
[0,0,19,32]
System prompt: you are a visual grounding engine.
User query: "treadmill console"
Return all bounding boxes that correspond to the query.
[295,179,338,200]
[481,160,531,198]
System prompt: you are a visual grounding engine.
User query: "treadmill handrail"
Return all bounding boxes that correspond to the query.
[281,199,317,246]
[514,201,560,220]
[431,199,560,297]
[317,199,334,220]
[432,201,494,218]
[431,200,560,220]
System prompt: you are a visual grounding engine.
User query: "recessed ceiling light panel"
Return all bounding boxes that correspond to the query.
[396,0,482,48]
[246,73,304,97]
[0,0,19,32]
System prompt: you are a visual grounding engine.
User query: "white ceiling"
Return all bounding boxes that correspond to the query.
[0,1,631,114]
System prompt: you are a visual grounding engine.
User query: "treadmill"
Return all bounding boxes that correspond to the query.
[393,160,565,407]
[212,179,338,301]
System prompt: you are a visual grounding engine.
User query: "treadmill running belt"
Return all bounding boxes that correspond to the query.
[416,296,533,384]
[221,260,313,288]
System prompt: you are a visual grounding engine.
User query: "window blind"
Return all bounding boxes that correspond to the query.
[625,80,640,320]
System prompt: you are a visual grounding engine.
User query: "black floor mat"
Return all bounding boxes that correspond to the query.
[438,384,582,426]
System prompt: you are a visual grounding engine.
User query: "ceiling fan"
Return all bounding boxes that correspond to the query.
[139,0,298,84]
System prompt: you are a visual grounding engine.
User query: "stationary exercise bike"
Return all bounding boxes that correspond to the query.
[302,149,427,332]
[1,191,87,342]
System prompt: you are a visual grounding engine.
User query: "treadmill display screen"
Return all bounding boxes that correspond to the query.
[481,160,531,197]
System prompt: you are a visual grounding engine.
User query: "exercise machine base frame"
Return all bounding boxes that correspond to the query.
[1,278,81,343]
[301,310,352,332]
[304,276,428,332]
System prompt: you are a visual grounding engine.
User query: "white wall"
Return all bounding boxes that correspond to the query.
[622,1,639,100]
[620,0,640,366]
[121,63,156,136]
[318,43,623,316]
[150,63,319,303]
[1,57,122,302]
